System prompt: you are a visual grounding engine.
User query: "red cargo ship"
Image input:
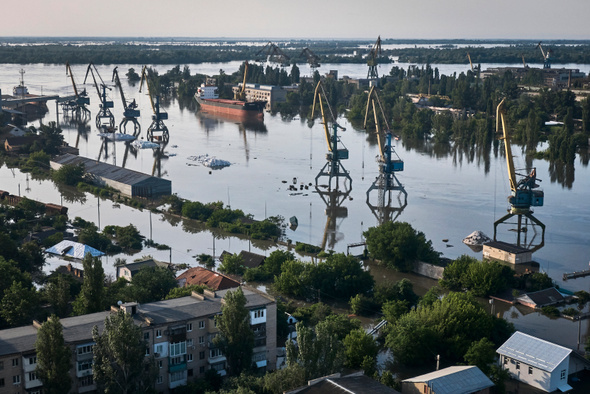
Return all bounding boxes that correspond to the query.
[195,84,266,120]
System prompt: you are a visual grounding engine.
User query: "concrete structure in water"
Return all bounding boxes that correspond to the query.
[0,286,276,393]
[482,241,533,265]
[50,153,171,199]
[231,83,286,111]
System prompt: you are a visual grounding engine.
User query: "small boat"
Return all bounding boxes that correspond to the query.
[289,216,298,229]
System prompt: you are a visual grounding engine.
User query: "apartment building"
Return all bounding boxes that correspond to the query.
[0,286,276,394]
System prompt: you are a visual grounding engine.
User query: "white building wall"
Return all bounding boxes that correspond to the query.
[549,358,569,392]
[500,354,565,392]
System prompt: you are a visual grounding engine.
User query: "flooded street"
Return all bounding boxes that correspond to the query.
[2,61,590,349]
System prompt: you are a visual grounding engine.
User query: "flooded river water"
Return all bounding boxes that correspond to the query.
[1,61,590,349]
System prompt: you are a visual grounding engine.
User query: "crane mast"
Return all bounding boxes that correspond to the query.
[364,86,407,223]
[139,66,169,143]
[494,99,545,251]
[367,36,382,83]
[234,61,249,101]
[64,62,90,120]
[112,67,141,135]
[311,81,351,191]
[84,63,115,129]
[536,41,551,69]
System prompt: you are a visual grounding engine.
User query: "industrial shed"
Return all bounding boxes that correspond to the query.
[50,153,171,198]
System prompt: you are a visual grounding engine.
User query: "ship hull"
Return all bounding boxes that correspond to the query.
[195,96,266,119]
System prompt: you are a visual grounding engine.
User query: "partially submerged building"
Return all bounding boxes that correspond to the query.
[50,153,171,199]
[482,241,533,265]
[401,366,494,394]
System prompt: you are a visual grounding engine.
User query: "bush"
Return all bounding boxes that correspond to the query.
[52,163,85,186]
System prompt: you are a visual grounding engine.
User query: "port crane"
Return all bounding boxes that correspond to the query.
[299,47,321,71]
[256,41,290,66]
[311,81,351,191]
[367,36,382,83]
[466,52,480,73]
[234,61,250,101]
[494,98,545,251]
[64,62,90,121]
[364,86,407,223]
[536,41,551,69]
[83,63,115,129]
[112,67,141,135]
[139,66,169,143]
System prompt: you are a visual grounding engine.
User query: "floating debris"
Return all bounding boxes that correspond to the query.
[97,133,136,141]
[187,154,231,168]
[132,140,160,149]
[462,230,491,246]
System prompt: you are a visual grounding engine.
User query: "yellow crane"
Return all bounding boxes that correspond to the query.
[83,63,115,129]
[234,61,249,101]
[494,98,545,251]
[139,66,169,143]
[536,41,551,69]
[64,62,90,118]
[311,81,351,190]
[367,36,382,81]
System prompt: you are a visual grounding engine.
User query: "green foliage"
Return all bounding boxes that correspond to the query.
[73,254,105,315]
[214,287,254,376]
[541,305,561,318]
[349,294,379,316]
[52,163,85,185]
[92,310,156,393]
[294,242,322,254]
[286,320,344,380]
[561,307,580,317]
[440,255,514,296]
[291,302,333,327]
[0,280,39,327]
[419,286,442,308]
[219,253,246,276]
[343,328,378,370]
[575,290,590,307]
[243,250,294,282]
[385,292,513,367]
[463,337,496,375]
[103,224,144,251]
[382,299,410,323]
[197,253,216,270]
[35,315,72,394]
[165,284,207,300]
[522,272,554,292]
[262,364,306,394]
[123,266,178,303]
[364,221,440,271]
[45,274,73,317]
[274,254,374,302]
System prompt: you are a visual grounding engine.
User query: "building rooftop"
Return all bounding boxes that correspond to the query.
[288,373,400,394]
[403,366,494,394]
[176,267,240,291]
[51,153,170,188]
[497,331,572,372]
[517,287,566,308]
[484,240,530,254]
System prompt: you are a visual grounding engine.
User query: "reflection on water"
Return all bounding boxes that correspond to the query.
[549,161,575,189]
[316,186,350,251]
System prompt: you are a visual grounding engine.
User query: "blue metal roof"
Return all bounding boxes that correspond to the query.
[497,331,572,372]
[403,366,494,394]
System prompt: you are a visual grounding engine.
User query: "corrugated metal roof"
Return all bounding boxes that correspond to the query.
[403,366,494,394]
[52,153,170,187]
[497,331,571,372]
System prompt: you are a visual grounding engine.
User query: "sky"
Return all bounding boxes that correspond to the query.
[2,0,589,40]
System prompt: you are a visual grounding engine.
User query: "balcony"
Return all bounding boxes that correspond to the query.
[169,361,187,373]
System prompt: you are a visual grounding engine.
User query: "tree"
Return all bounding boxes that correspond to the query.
[92,310,156,393]
[463,337,497,375]
[343,329,378,371]
[73,253,105,315]
[364,221,439,271]
[0,280,38,327]
[214,287,254,376]
[126,266,177,303]
[46,274,73,317]
[218,253,246,276]
[35,315,72,394]
[52,163,85,185]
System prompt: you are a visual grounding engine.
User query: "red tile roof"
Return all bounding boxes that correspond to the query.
[176,267,240,291]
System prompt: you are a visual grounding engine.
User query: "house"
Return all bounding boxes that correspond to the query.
[220,250,266,269]
[0,286,277,393]
[116,258,172,281]
[483,240,533,264]
[50,153,172,199]
[176,267,240,291]
[497,331,573,392]
[286,372,400,394]
[401,366,494,394]
[516,287,566,309]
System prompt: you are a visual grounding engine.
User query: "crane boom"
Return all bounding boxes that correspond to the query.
[139,66,156,114]
[467,52,474,72]
[66,62,80,98]
[83,63,105,99]
[112,67,128,108]
[497,98,518,192]
[235,61,249,101]
[312,81,344,152]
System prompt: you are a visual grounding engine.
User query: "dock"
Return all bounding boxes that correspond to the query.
[563,269,590,281]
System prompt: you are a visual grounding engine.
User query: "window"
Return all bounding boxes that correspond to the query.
[170,371,185,382]
[516,361,520,370]
[210,348,223,358]
[188,368,193,377]
[144,332,150,340]
[529,366,533,375]
[504,357,509,365]
[28,372,37,381]
[0,361,3,370]
[561,369,566,380]
[198,336,205,344]
[28,356,37,365]
[157,375,163,384]
[78,360,93,372]
[199,366,205,374]
[13,375,20,385]
[0,378,4,387]
[199,320,205,329]
[12,358,19,367]
[158,360,163,369]
[145,347,150,356]
[253,309,265,319]
[187,323,193,332]
[156,329,162,338]
[188,354,193,362]
[77,344,94,355]
[170,342,187,357]
[155,343,164,356]
[170,356,184,366]
[187,339,193,346]
[79,376,93,387]
[199,351,205,360]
